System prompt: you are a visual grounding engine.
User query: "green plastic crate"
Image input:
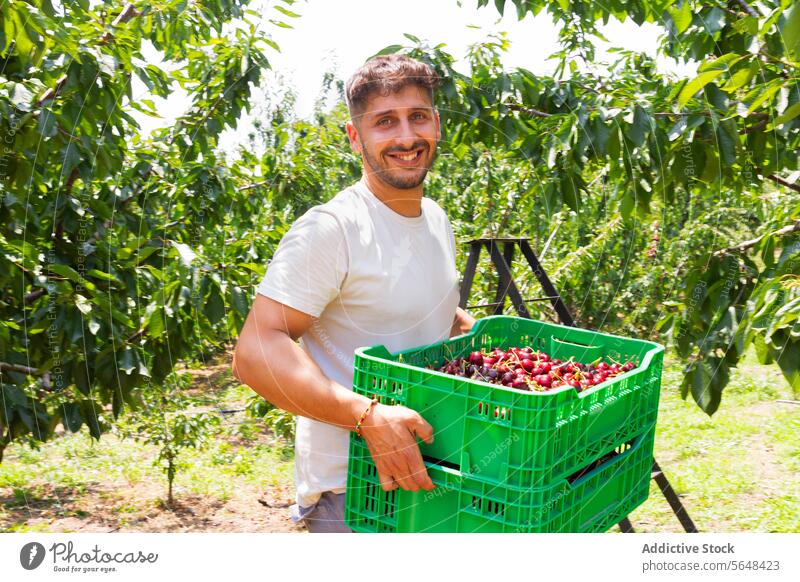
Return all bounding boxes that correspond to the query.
[345,423,656,532]
[349,316,664,489]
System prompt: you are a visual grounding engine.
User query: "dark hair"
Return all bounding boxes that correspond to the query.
[345,55,439,122]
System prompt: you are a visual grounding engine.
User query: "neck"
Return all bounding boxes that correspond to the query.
[362,172,423,218]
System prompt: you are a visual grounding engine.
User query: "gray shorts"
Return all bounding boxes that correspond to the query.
[290,491,353,533]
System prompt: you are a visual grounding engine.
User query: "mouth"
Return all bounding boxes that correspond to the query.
[386,148,425,167]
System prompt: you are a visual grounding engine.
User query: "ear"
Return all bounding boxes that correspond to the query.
[345,120,362,153]
[434,109,441,142]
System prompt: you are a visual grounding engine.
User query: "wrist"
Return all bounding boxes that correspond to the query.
[354,397,379,437]
[348,393,375,432]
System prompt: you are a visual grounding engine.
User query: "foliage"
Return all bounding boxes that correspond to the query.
[245,394,296,443]
[0,0,296,458]
[3,0,800,469]
[117,372,221,505]
[379,0,800,413]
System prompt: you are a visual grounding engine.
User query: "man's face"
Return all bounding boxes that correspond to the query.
[346,84,441,190]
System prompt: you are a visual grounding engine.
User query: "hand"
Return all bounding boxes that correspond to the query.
[359,403,436,493]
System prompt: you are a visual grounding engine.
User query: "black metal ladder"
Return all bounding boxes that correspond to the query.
[459,237,698,533]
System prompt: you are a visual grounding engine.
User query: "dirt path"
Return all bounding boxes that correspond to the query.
[1,480,305,533]
[1,354,307,533]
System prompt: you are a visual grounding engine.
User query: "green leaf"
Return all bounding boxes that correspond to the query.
[61,402,83,433]
[667,0,692,35]
[231,286,249,316]
[118,347,137,375]
[773,101,800,127]
[37,108,57,137]
[172,241,197,266]
[74,360,92,396]
[620,188,635,220]
[86,268,119,283]
[625,106,650,147]
[49,263,82,283]
[75,294,92,315]
[716,119,738,167]
[677,70,726,108]
[703,7,727,35]
[9,82,34,110]
[696,53,743,73]
[782,3,800,60]
[774,340,800,392]
[273,5,301,18]
[667,117,687,142]
[742,80,782,114]
[80,400,103,440]
[204,283,226,324]
[721,61,758,92]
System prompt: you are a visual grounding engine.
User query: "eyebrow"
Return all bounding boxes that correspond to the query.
[368,107,432,119]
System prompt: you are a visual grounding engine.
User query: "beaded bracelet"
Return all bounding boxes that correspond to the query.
[355,398,379,437]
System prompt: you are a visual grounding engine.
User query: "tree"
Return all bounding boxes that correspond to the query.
[382,0,799,413]
[0,0,298,460]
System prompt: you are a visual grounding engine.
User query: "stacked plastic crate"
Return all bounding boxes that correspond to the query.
[345,316,664,533]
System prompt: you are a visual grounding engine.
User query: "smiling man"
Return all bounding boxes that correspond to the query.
[232,55,475,533]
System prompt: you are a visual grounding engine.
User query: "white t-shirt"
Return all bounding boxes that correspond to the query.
[256,178,460,508]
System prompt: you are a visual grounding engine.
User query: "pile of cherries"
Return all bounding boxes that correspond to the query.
[432,346,637,393]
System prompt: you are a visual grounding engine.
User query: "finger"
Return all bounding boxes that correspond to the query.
[411,414,434,445]
[405,445,436,491]
[375,464,399,492]
[390,457,421,492]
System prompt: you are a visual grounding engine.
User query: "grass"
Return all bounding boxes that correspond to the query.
[1,349,798,532]
[627,348,800,532]
[0,359,299,533]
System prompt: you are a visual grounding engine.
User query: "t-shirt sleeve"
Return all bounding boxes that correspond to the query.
[256,208,348,317]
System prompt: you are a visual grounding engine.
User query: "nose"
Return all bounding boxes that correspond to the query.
[392,117,420,150]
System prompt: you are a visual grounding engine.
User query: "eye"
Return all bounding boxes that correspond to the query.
[377,118,392,126]
[412,112,426,120]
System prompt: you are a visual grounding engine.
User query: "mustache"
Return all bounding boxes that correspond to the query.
[384,142,429,154]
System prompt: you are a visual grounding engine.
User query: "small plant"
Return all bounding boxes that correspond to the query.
[120,372,221,507]
[245,395,295,443]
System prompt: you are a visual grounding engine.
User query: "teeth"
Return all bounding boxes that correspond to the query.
[394,151,418,161]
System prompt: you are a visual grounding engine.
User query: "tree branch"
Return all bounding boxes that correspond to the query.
[765,173,800,193]
[713,219,800,257]
[733,0,761,18]
[740,118,768,134]
[506,102,552,118]
[24,289,46,303]
[0,362,44,376]
[239,180,270,191]
[126,328,146,343]
[100,3,139,44]
[35,74,68,107]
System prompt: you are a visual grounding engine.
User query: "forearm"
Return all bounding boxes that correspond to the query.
[232,329,371,431]
[450,307,477,337]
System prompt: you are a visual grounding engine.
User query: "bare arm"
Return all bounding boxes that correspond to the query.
[450,306,477,338]
[232,294,368,429]
[232,294,435,492]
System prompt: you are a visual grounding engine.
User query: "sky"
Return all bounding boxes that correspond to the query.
[133,0,697,152]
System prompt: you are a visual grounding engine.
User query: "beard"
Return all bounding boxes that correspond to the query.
[360,138,437,190]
